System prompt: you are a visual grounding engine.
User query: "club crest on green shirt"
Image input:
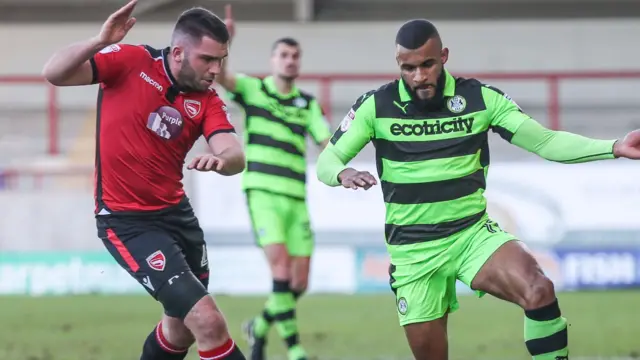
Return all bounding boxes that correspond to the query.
[293,97,308,108]
[447,95,467,113]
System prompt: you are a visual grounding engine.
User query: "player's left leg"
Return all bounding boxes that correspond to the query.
[289,256,310,299]
[391,252,459,360]
[288,198,314,298]
[279,200,315,359]
[100,216,245,360]
[458,218,569,360]
[244,190,307,360]
[247,196,311,360]
[139,202,223,360]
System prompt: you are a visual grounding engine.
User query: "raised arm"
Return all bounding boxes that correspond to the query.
[307,98,332,149]
[216,4,238,93]
[42,0,137,86]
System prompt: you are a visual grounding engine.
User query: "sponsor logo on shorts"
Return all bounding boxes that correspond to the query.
[200,245,208,267]
[146,250,166,271]
[142,276,155,291]
[483,219,502,233]
[301,222,311,235]
[168,272,185,285]
[389,117,474,136]
[397,297,408,315]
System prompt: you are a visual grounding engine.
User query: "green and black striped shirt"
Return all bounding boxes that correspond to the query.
[317,70,616,265]
[228,75,331,199]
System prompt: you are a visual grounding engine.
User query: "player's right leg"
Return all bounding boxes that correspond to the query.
[404,315,449,360]
[457,218,568,360]
[244,190,306,360]
[389,251,458,360]
[140,231,211,360]
[97,216,246,360]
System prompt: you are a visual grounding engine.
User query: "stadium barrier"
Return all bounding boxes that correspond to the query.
[1,245,639,296]
[3,70,640,157]
[1,161,640,296]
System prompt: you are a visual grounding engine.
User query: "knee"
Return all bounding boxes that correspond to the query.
[270,257,291,280]
[290,257,310,294]
[272,262,291,280]
[195,311,228,340]
[521,275,556,310]
[162,317,194,347]
[290,284,306,300]
[290,283,307,296]
[266,247,291,279]
[290,276,308,294]
[184,297,229,342]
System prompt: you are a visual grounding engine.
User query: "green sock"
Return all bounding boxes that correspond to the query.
[269,280,306,360]
[252,287,305,339]
[524,299,569,360]
[252,299,273,338]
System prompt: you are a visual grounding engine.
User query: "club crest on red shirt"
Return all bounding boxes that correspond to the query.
[184,99,202,119]
[146,250,166,271]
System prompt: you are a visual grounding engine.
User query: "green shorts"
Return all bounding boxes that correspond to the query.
[245,190,314,257]
[390,216,516,326]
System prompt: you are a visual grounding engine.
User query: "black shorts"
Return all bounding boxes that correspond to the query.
[97,198,209,319]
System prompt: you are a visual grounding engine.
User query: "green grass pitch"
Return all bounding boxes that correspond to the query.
[1,291,639,360]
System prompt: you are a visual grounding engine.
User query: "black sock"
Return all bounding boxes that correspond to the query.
[292,289,304,300]
[270,280,306,359]
[223,345,247,359]
[254,284,304,342]
[263,289,302,325]
[140,323,189,360]
[262,309,274,324]
[198,339,246,359]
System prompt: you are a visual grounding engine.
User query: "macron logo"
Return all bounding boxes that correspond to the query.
[140,72,163,92]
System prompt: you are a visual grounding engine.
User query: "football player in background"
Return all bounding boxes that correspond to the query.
[215,4,332,360]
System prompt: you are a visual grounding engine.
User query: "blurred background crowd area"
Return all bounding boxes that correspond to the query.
[2,0,640,171]
[1,0,639,251]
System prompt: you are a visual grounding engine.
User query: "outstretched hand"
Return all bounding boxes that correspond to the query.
[97,0,137,46]
[613,129,640,159]
[224,4,235,39]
